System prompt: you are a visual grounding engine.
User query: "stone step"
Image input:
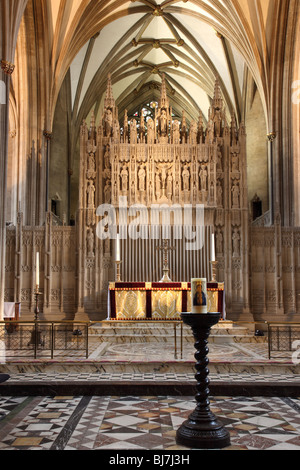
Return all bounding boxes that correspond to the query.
[88,321,266,344]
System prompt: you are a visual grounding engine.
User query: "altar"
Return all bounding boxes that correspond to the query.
[108,282,225,321]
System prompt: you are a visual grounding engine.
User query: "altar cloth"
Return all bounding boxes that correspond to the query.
[108,282,225,320]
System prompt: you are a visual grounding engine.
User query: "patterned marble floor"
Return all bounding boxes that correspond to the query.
[0,395,300,451]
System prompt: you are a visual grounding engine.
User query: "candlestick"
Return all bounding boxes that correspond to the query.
[210,260,218,282]
[211,233,215,262]
[115,260,122,282]
[36,252,39,289]
[116,234,120,262]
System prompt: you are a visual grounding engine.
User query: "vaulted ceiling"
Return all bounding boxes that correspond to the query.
[68,0,245,127]
[38,0,278,133]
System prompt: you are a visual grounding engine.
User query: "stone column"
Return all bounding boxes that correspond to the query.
[0,0,28,319]
[0,60,14,319]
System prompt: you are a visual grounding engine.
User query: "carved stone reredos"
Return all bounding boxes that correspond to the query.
[80,73,247,213]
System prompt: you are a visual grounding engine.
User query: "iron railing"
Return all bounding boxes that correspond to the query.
[266,322,300,359]
[2,319,300,361]
[0,321,90,359]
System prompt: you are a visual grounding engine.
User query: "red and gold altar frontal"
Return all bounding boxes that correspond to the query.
[108,282,225,321]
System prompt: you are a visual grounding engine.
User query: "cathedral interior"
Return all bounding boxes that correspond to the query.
[0,0,299,323]
[0,1,300,453]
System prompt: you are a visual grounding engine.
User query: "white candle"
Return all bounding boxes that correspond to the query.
[36,252,40,287]
[211,233,215,262]
[116,234,120,261]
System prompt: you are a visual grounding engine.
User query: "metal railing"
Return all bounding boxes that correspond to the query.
[2,318,299,361]
[0,321,90,359]
[266,322,300,359]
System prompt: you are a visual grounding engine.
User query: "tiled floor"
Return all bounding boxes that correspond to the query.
[0,395,300,450]
[0,333,300,451]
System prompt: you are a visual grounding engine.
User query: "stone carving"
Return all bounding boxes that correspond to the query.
[87,228,94,257]
[120,164,128,192]
[216,229,223,254]
[138,165,146,192]
[231,152,239,172]
[199,165,207,191]
[182,164,190,191]
[232,183,240,208]
[232,228,240,256]
[87,181,95,207]
[172,120,180,144]
[167,173,173,200]
[130,119,137,143]
[75,72,252,319]
[87,153,96,179]
[189,120,198,144]
[216,180,223,207]
[104,180,111,203]
[147,118,155,144]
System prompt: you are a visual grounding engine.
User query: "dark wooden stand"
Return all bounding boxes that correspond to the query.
[176,312,231,449]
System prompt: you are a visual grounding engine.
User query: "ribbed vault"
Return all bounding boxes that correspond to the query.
[7,0,299,226]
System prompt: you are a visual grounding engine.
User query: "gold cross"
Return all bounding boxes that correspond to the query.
[156,239,175,282]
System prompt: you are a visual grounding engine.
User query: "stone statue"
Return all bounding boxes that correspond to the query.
[158,108,168,136]
[217,180,223,206]
[167,173,173,200]
[104,145,110,169]
[87,181,95,207]
[232,152,239,172]
[147,118,155,144]
[232,183,240,207]
[189,120,197,144]
[182,164,190,191]
[87,153,96,179]
[155,174,162,199]
[199,165,207,191]
[138,166,146,191]
[104,108,113,136]
[104,180,111,203]
[172,120,180,144]
[158,163,172,190]
[113,119,120,142]
[130,119,137,143]
[121,164,128,192]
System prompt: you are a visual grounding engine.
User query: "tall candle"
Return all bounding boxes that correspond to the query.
[116,234,120,261]
[211,233,215,262]
[36,252,40,287]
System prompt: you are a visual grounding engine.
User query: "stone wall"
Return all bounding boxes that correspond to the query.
[4,217,300,322]
[250,222,300,321]
[5,212,77,320]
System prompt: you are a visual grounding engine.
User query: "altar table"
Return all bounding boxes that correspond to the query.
[108,282,225,320]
